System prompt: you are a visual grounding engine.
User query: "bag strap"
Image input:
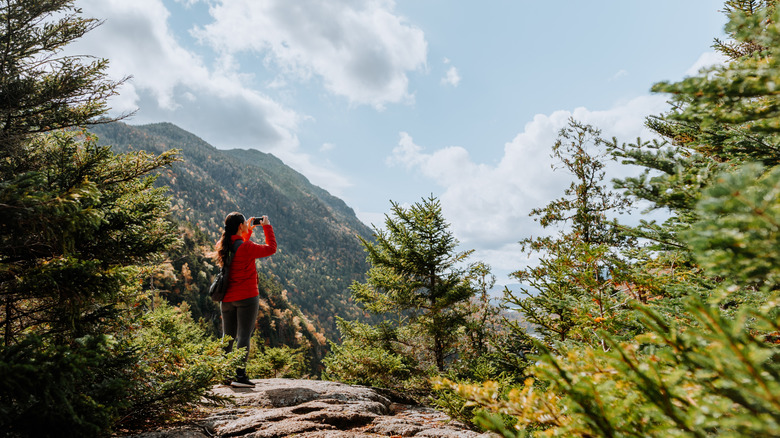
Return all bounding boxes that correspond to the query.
[224,240,244,270]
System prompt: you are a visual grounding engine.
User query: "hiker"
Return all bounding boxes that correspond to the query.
[214,212,277,387]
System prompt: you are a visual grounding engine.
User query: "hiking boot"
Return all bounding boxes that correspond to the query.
[230,375,255,388]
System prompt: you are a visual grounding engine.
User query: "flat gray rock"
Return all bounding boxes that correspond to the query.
[122,378,496,438]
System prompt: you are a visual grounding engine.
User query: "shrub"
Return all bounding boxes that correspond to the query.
[322,319,429,393]
[0,335,134,438]
[116,296,239,429]
[247,344,309,379]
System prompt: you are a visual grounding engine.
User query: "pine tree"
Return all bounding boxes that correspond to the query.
[0,129,183,435]
[530,118,632,245]
[1,130,179,343]
[350,195,476,371]
[0,1,196,435]
[506,118,638,350]
[605,0,780,312]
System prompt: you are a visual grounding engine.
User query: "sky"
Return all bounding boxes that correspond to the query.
[70,0,727,285]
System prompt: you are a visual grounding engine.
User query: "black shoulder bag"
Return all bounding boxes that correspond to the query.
[209,240,243,302]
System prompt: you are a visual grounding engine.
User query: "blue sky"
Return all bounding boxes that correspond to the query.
[72,0,726,284]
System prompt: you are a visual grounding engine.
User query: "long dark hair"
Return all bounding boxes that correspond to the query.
[215,212,245,267]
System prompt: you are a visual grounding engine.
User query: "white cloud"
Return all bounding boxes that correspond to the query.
[71,0,353,196]
[441,66,461,87]
[389,94,670,282]
[320,142,336,152]
[192,0,428,109]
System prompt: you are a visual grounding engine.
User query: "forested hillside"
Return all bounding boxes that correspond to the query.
[89,122,374,338]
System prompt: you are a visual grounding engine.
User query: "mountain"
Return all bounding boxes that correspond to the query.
[89,122,374,338]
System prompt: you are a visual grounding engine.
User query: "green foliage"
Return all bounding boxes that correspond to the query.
[452,294,780,437]
[0,246,236,437]
[653,5,780,142]
[118,297,238,429]
[450,3,780,435]
[327,198,510,424]
[713,1,777,60]
[428,263,529,428]
[431,353,521,430]
[146,222,223,334]
[0,335,134,438]
[604,0,780,310]
[530,118,632,242]
[439,119,645,435]
[687,163,780,289]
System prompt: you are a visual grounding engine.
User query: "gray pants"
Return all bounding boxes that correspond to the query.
[221,295,260,372]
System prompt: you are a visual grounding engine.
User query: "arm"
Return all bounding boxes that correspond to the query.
[242,217,277,258]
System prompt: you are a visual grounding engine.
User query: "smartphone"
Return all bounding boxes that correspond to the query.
[252,217,264,225]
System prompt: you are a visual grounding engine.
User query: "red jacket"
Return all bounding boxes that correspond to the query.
[224,225,277,302]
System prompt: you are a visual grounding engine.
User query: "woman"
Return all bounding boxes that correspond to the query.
[215,212,277,387]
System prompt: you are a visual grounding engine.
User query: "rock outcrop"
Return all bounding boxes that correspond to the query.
[124,378,494,438]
